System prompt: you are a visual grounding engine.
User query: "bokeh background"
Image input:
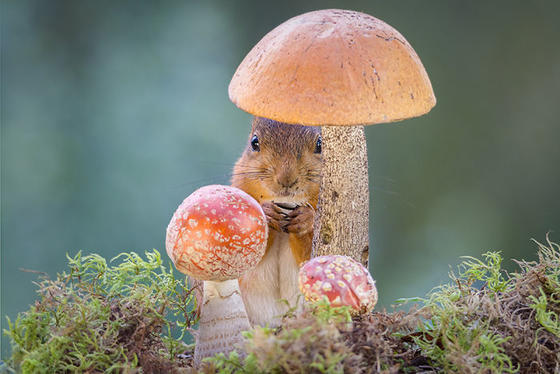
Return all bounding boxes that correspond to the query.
[2,0,559,358]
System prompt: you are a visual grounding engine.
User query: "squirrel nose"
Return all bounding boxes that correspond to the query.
[276,171,298,189]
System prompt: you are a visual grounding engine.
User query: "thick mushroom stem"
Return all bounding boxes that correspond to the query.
[311,126,370,267]
[194,278,251,366]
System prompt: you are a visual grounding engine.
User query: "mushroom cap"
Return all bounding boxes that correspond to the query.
[229,9,435,126]
[166,185,268,281]
[299,255,378,313]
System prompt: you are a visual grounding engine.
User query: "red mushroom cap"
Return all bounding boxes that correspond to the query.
[166,185,268,281]
[299,255,377,313]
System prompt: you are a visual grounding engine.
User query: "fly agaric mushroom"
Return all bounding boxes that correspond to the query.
[166,184,268,365]
[229,9,436,267]
[299,255,377,313]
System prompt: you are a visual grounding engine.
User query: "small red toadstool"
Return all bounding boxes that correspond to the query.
[166,184,268,365]
[299,255,378,313]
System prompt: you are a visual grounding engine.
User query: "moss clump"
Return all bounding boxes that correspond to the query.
[203,237,560,373]
[4,237,560,373]
[3,250,197,373]
[202,301,428,373]
[202,300,360,374]
[414,237,560,373]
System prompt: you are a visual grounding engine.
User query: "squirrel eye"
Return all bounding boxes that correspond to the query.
[314,136,322,154]
[251,135,260,152]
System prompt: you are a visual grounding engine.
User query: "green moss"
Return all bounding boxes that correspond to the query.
[4,237,560,373]
[410,236,560,373]
[523,239,560,338]
[203,300,358,374]
[3,250,197,373]
[529,288,560,337]
[412,251,518,373]
[203,237,560,373]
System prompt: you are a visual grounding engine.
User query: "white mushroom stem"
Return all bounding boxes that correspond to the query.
[311,125,370,267]
[193,278,251,366]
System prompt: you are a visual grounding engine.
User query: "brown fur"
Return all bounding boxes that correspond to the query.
[232,117,320,265]
[232,117,321,326]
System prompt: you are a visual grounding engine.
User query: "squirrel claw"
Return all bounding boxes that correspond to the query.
[262,201,290,232]
[263,201,314,234]
[285,205,314,236]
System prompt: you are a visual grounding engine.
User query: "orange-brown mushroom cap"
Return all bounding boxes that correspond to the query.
[166,185,268,281]
[229,9,435,126]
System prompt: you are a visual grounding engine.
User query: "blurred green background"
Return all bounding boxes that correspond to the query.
[2,0,559,358]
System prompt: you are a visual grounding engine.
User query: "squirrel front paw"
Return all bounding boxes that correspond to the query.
[284,205,314,236]
[261,202,314,235]
[261,201,288,232]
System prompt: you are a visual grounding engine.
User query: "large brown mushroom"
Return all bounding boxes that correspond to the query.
[229,9,435,266]
[166,185,268,365]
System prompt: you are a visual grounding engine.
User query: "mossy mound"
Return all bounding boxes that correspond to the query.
[3,251,197,373]
[204,237,560,373]
[410,239,560,373]
[3,237,559,373]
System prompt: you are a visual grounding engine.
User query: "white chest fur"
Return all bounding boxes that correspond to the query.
[239,232,300,327]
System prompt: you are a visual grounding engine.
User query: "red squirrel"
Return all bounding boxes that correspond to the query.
[232,116,321,326]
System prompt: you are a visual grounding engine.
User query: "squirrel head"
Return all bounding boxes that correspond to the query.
[232,117,321,206]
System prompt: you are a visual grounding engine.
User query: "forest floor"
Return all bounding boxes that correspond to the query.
[2,237,559,373]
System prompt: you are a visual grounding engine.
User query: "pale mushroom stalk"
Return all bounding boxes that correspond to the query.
[312,125,370,266]
[195,279,251,365]
[166,185,268,367]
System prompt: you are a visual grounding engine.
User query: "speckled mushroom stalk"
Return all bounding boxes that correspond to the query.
[166,185,268,366]
[299,255,378,314]
[229,9,436,267]
[316,126,370,266]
